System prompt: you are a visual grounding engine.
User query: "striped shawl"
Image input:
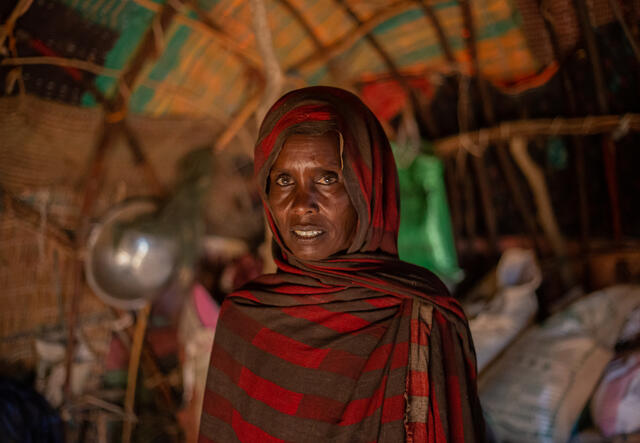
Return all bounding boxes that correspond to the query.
[200,87,485,443]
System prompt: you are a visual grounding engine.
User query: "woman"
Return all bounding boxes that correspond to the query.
[200,87,485,442]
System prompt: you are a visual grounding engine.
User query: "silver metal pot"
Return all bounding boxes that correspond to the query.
[85,199,180,310]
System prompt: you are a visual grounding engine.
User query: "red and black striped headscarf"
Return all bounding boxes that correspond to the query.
[200,87,485,443]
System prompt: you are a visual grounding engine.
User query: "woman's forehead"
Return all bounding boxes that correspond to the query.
[272,133,342,171]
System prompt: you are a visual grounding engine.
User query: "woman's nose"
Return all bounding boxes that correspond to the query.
[291,186,319,214]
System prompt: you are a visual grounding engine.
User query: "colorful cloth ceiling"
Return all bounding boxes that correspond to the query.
[2,0,620,120]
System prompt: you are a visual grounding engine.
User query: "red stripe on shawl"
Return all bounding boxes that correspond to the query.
[255,105,334,174]
[381,394,405,423]
[296,394,346,421]
[275,285,346,295]
[411,317,432,337]
[429,377,447,443]
[408,369,430,396]
[219,303,263,342]
[318,349,366,378]
[281,305,371,333]
[324,258,385,264]
[211,342,243,383]
[229,290,260,302]
[238,367,304,415]
[362,342,408,372]
[295,392,403,424]
[347,140,373,211]
[202,390,233,425]
[198,435,216,443]
[232,410,287,443]
[406,422,427,443]
[301,265,460,314]
[274,257,308,276]
[340,380,405,425]
[364,296,403,308]
[436,311,465,443]
[252,327,329,368]
[212,345,304,415]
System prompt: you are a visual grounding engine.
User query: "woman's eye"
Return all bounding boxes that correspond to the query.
[318,173,338,185]
[275,175,293,186]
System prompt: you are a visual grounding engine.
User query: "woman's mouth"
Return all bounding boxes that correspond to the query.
[291,227,325,240]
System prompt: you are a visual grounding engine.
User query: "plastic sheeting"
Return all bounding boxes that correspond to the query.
[396,151,462,286]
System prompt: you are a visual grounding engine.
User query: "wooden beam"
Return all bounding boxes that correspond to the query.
[335,0,439,136]
[120,122,165,195]
[573,0,609,114]
[538,0,591,275]
[277,0,348,85]
[285,0,412,72]
[573,0,622,240]
[1,56,121,77]
[1,187,74,252]
[122,304,151,443]
[182,0,264,71]
[0,0,33,50]
[65,0,179,404]
[64,123,117,398]
[277,0,323,50]
[250,0,284,122]
[214,88,262,152]
[458,0,499,253]
[131,0,264,70]
[608,0,640,62]
[113,1,178,112]
[415,0,455,64]
[510,136,572,285]
[433,114,640,156]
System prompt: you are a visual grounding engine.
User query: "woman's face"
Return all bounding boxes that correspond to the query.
[268,133,358,261]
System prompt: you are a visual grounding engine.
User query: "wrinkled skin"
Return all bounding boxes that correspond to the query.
[268,133,358,261]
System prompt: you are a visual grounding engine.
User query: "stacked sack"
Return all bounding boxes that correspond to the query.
[477,285,640,443]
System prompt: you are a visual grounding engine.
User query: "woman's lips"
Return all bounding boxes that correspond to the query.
[290,225,325,240]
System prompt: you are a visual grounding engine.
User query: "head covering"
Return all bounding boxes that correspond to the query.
[254,86,399,259]
[200,87,485,443]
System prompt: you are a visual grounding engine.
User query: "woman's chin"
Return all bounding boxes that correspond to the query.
[286,240,333,261]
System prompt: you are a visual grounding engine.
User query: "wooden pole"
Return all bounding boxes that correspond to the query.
[250,0,284,123]
[335,0,439,136]
[286,1,412,72]
[121,303,151,443]
[182,0,264,71]
[2,187,74,252]
[460,0,542,254]
[444,157,464,257]
[214,88,262,152]
[433,114,640,155]
[573,0,622,240]
[121,122,165,195]
[608,0,640,63]
[64,0,178,402]
[277,0,350,86]
[64,124,116,397]
[538,0,591,283]
[458,0,499,254]
[416,0,455,64]
[510,136,572,285]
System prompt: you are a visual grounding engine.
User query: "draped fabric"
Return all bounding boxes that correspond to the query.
[200,87,485,442]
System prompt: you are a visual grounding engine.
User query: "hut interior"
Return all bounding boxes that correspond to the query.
[1,0,640,441]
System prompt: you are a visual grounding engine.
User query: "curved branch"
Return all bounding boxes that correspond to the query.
[285,0,412,72]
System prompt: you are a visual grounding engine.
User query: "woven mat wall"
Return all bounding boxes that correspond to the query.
[0,94,232,366]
